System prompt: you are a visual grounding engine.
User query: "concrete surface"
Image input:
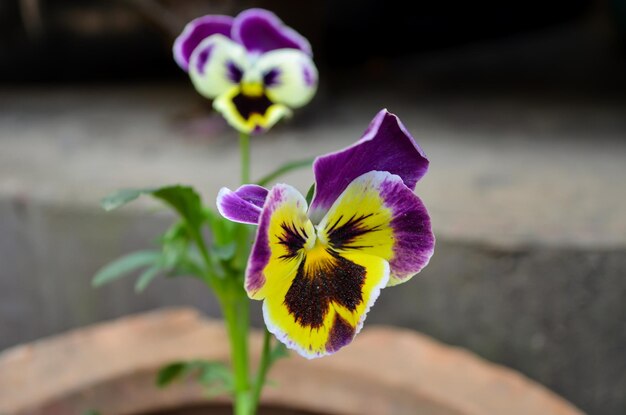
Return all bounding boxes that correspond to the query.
[0,84,625,415]
[1,85,625,247]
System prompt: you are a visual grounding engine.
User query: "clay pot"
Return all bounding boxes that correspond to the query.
[0,308,583,415]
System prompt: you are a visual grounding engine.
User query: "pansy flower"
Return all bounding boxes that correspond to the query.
[217,110,435,358]
[173,8,318,134]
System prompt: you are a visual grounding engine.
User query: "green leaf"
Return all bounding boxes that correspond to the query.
[205,208,236,247]
[204,383,233,399]
[166,251,204,277]
[92,251,160,287]
[210,242,237,261]
[152,185,205,230]
[101,186,205,232]
[197,361,233,387]
[197,361,234,397]
[160,222,190,269]
[305,183,315,205]
[204,208,247,269]
[256,158,314,187]
[269,341,289,364]
[156,360,233,394]
[156,362,187,387]
[101,188,155,211]
[134,266,161,293]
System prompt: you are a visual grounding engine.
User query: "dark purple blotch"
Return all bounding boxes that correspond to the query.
[326,314,355,353]
[263,68,281,87]
[226,60,244,83]
[284,250,365,329]
[195,45,214,74]
[232,92,273,120]
[302,64,315,87]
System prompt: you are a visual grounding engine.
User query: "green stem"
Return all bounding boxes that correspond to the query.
[222,292,251,415]
[218,131,254,415]
[191,225,250,413]
[192,231,221,290]
[239,132,251,184]
[250,329,272,410]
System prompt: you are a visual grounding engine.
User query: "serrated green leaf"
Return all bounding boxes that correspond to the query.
[156,362,187,387]
[134,266,161,293]
[101,188,155,211]
[305,183,315,205]
[256,158,314,187]
[92,251,160,287]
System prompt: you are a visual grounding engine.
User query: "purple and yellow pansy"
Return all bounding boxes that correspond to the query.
[217,110,435,358]
[173,9,318,134]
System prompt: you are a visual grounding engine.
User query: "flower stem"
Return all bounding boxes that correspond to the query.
[239,132,251,184]
[222,291,252,415]
[250,329,272,410]
[217,131,254,415]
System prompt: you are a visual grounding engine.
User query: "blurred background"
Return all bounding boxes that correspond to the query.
[1,0,625,414]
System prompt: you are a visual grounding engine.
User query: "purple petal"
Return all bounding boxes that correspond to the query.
[309,109,429,221]
[216,184,268,225]
[173,15,234,71]
[377,173,435,285]
[232,8,312,56]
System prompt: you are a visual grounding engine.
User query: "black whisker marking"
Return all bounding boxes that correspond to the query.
[278,221,308,260]
[326,212,383,249]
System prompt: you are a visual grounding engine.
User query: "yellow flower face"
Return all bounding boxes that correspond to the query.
[246,172,421,358]
[217,110,435,358]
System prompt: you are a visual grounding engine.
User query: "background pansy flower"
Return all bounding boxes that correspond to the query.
[217,109,435,358]
[173,8,318,134]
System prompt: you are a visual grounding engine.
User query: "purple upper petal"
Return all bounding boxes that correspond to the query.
[173,15,234,71]
[216,184,268,225]
[309,109,429,220]
[232,8,312,56]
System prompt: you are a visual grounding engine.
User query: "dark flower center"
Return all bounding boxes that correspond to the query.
[232,91,274,120]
